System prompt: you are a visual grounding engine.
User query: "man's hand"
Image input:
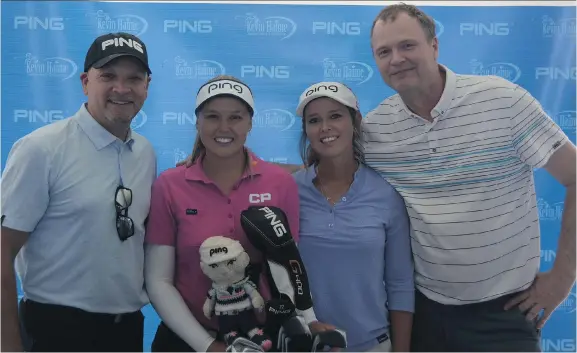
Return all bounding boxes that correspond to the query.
[504,270,575,329]
[207,340,227,352]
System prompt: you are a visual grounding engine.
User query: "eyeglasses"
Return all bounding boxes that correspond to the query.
[115,185,135,241]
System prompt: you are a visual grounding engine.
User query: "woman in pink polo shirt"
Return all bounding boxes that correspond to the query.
[143,75,329,352]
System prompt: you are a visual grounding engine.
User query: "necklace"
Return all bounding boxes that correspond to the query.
[317,176,331,202]
[315,165,355,204]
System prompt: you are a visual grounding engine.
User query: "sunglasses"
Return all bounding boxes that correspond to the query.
[115,185,135,241]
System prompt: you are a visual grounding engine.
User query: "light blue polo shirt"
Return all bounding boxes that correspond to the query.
[293,164,415,352]
[1,103,157,314]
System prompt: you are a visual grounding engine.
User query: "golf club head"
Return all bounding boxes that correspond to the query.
[226,337,265,352]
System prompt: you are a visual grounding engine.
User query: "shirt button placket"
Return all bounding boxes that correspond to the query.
[328,204,336,229]
[228,197,234,234]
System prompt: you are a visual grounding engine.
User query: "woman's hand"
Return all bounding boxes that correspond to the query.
[207,340,227,352]
[308,320,337,334]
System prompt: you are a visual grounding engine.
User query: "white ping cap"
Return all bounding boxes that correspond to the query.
[199,236,244,265]
[195,79,255,113]
[296,81,359,117]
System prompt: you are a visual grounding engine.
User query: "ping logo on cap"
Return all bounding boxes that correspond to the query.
[209,246,228,257]
[305,84,339,97]
[196,79,255,112]
[207,81,244,95]
[101,37,144,54]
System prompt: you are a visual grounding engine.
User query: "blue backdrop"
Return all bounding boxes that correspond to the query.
[2,1,575,352]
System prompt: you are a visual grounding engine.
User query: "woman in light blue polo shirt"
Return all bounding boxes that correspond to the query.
[292,82,415,352]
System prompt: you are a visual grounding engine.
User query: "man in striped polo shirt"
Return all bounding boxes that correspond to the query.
[366,3,576,351]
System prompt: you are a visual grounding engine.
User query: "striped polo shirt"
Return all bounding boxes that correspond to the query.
[363,65,570,305]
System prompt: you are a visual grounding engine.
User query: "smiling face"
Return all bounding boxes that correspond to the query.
[81,56,150,128]
[371,11,439,95]
[196,96,252,160]
[303,97,357,161]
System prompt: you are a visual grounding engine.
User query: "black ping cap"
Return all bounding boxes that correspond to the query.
[84,32,151,74]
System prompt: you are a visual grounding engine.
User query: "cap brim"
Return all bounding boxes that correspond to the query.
[296,94,356,117]
[195,93,254,115]
[92,53,151,74]
[195,79,255,114]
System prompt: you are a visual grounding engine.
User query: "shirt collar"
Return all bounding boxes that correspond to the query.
[75,103,135,151]
[302,162,366,198]
[397,63,457,121]
[185,148,263,183]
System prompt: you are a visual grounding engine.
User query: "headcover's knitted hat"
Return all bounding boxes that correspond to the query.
[199,236,245,265]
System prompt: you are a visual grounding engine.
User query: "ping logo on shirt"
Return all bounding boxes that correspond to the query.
[186,209,198,215]
[209,247,228,257]
[249,193,271,203]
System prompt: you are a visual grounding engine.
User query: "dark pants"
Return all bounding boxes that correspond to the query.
[151,322,197,352]
[411,290,542,352]
[152,312,266,352]
[218,309,260,339]
[20,299,144,352]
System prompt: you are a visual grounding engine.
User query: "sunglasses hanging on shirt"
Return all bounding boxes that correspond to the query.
[115,185,135,241]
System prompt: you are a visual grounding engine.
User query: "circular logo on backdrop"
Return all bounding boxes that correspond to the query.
[469,59,522,83]
[434,19,444,38]
[131,110,147,130]
[253,109,296,131]
[23,53,78,81]
[86,10,149,37]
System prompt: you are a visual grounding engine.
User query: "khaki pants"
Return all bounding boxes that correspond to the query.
[366,338,392,352]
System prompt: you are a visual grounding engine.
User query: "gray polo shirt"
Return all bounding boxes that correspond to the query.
[1,104,157,314]
[363,65,569,305]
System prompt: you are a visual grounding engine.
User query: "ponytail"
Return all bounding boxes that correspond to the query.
[190,135,206,164]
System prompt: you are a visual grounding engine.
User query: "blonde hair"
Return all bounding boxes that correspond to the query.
[299,103,365,167]
[191,75,253,167]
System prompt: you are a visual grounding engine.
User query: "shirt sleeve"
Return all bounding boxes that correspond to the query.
[1,136,51,232]
[145,244,216,352]
[145,173,177,246]
[280,172,300,243]
[509,84,570,169]
[384,187,415,313]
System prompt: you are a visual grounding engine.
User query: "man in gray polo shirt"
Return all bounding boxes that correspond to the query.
[1,32,156,352]
[262,3,575,351]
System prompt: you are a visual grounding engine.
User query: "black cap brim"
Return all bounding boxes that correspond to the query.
[92,53,151,74]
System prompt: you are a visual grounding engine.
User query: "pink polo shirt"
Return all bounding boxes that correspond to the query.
[145,152,300,332]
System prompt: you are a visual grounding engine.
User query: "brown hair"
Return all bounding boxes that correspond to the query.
[299,101,365,167]
[190,75,253,170]
[370,3,436,42]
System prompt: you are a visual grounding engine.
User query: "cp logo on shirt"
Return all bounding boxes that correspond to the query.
[249,193,271,203]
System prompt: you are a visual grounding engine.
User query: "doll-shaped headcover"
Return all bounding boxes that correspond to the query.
[199,236,250,274]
